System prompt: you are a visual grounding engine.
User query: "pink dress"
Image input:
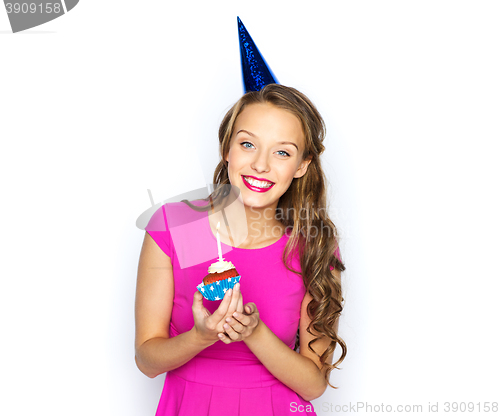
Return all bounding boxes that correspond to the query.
[146,200,318,416]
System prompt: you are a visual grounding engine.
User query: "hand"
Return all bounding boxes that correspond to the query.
[215,283,244,334]
[218,302,260,344]
[192,283,243,344]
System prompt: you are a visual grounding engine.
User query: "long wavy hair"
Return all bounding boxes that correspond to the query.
[183,84,346,388]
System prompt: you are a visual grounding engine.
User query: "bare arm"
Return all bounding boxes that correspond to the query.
[220,270,340,401]
[245,295,335,401]
[134,232,242,378]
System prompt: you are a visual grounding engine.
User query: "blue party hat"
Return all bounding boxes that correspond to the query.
[238,17,279,93]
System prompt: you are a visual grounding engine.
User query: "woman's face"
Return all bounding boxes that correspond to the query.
[225,102,312,212]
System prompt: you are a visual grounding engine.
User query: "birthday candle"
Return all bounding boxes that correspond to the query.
[216,222,223,262]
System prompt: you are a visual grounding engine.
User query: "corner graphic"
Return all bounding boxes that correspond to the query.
[3,0,79,33]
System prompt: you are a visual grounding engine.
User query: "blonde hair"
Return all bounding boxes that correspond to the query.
[186,84,346,387]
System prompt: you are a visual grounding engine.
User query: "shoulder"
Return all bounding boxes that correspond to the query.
[146,199,209,230]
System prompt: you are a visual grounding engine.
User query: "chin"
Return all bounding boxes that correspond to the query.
[241,195,277,210]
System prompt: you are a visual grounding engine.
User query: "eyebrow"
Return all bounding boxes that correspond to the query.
[236,129,299,151]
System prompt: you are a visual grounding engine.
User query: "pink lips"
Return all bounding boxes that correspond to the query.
[241,175,275,193]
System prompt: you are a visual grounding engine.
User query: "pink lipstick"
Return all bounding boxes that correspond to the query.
[241,175,275,193]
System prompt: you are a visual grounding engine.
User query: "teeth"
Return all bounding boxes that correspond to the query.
[244,176,273,188]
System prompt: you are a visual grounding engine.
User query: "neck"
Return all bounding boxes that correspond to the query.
[210,195,285,247]
[243,202,284,239]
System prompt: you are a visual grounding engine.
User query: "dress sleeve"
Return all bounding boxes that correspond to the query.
[145,204,174,259]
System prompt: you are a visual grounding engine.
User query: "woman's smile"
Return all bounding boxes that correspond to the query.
[241,175,275,192]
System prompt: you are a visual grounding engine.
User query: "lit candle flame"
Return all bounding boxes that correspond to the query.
[216,221,220,232]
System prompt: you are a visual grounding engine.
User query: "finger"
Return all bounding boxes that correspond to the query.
[215,318,227,334]
[211,288,233,321]
[217,332,232,345]
[236,289,244,313]
[223,322,242,341]
[215,285,244,330]
[232,311,250,326]
[192,291,213,325]
[192,291,208,315]
[226,283,241,315]
[244,302,256,315]
[225,317,245,333]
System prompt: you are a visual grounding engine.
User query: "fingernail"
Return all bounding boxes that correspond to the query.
[224,324,229,329]
[227,289,232,296]
[226,318,231,323]
[233,312,239,318]
[218,333,223,338]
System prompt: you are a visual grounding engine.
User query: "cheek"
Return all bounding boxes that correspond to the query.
[280,164,299,180]
[226,151,240,174]
[225,148,233,164]
[227,147,247,166]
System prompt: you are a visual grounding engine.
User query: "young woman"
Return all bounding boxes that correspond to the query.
[135,84,346,416]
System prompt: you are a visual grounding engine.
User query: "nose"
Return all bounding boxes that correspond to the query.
[250,150,270,173]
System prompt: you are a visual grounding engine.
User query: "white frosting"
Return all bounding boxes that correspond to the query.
[208,259,235,274]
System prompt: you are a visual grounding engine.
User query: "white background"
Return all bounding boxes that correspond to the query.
[1,1,499,415]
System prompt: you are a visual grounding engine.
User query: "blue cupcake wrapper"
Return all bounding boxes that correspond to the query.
[197,275,241,301]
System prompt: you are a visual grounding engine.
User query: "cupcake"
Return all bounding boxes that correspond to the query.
[197,259,241,301]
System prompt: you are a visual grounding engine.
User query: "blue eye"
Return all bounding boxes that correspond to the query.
[240,141,290,157]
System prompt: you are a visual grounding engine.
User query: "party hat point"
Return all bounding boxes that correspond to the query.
[237,17,279,93]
